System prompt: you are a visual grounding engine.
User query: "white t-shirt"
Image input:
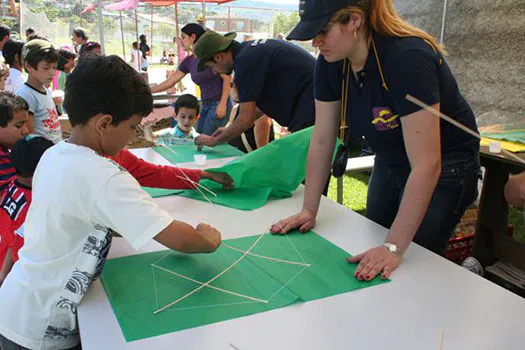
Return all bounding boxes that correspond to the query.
[0,141,173,349]
[130,49,143,72]
[6,68,25,93]
[16,83,62,143]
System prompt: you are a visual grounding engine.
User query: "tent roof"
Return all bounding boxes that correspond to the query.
[142,0,236,6]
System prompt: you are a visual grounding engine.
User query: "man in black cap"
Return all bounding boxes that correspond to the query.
[193,30,316,148]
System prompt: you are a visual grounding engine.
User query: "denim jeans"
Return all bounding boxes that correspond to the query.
[197,99,233,136]
[366,149,480,254]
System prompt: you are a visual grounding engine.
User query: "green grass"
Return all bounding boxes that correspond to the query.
[327,173,370,216]
[324,171,525,245]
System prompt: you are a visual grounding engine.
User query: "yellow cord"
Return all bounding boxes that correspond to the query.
[340,59,350,142]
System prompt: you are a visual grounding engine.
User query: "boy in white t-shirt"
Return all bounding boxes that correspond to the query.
[16,39,62,143]
[0,55,222,350]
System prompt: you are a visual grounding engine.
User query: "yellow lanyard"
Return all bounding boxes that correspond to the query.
[340,59,351,142]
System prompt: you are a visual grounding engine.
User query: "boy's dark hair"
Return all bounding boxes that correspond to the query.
[181,23,206,43]
[25,28,35,36]
[0,25,10,41]
[64,55,153,127]
[78,41,101,56]
[9,135,54,177]
[24,45,59,70]
[2,39,24,66]
[139,34,146,42]
[0,91,29,128]
[73,27,88,41]
[27,34,48,41]
[173,94,200,116]
[57,49,76,71]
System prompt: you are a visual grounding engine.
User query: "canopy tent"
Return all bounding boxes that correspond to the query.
[89,0,236,61]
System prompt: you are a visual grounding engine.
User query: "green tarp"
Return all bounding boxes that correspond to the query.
[154,143,245,164]
[144,127,329,210]
[101,231,390,342]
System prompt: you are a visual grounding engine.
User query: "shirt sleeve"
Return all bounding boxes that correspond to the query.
[314,55,343,102]
[91,172,174,250]
[235,48,271,103]
[178,56,191,74]
[16,88,37,115]
[110,149,202,189]
[385,46,441,117]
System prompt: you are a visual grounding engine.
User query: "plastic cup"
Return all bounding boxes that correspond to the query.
[194,154,207,166]
[489,141,502,154]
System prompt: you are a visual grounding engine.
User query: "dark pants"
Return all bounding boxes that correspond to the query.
[0,333,81,350]
[197,98,233,136]
[366,150,480,254]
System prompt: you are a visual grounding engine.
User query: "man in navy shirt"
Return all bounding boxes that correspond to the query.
[193,31,316,147]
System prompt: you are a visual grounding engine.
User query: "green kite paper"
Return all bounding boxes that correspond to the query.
[154,142,245,164]
[101,231,390,342]
[481,130,525,145]
[144,127,335,210]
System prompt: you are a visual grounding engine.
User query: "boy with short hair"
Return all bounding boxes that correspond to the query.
[172,93,200,139]
[0,91,30,191]
[17,39,62,143]
[0,135,54,287]
[2,39,26,93]
[0,54,222,350]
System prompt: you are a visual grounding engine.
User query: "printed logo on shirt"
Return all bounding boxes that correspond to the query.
[43,107,61,130]
[1,185,28,221]
[371,107,400,131]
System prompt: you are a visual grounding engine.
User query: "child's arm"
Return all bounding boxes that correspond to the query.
[154,221,221,253]
[0,248,14,287]
[505,171,525,208]
[254,115,272,149]
[110,149,233,189]
[111,149,202,189]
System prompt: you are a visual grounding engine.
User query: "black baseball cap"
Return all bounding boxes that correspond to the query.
[287,0,360,41]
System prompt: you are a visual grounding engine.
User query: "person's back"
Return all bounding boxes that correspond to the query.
[0,55,222,350]
[232,39,316,132]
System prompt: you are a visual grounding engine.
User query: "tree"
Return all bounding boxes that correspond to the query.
[272,12,299,38]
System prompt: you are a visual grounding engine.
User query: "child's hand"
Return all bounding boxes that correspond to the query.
[201,171,234,190]
[196,223,222,252]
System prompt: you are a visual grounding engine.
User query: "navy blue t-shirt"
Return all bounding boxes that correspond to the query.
[233,40,316,132]
[315,33,479,167]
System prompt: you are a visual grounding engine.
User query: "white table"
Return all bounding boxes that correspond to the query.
[78,148,525,350]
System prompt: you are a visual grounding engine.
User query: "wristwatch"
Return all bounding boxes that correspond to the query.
[383,242,402,255]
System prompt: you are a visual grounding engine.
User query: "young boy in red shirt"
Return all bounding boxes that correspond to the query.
[0,135,54,286]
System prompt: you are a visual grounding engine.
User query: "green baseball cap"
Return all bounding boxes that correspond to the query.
[22,39,55,62]
[194,31,237,72]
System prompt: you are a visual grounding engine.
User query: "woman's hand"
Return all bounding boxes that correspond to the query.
[201,171,234,189]
[270,209,316,234]
[216,102,227,119]
[347,246,401,280]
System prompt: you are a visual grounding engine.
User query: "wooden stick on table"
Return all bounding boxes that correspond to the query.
[405,94,525,165]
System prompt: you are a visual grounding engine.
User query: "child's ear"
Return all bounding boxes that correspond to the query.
[94,114,114,135]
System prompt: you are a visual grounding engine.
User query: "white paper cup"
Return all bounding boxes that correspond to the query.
[489,141,502,153]
[194,154,207,166]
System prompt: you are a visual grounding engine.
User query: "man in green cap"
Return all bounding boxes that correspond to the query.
[194,30,316,148]
[17,39,62,143]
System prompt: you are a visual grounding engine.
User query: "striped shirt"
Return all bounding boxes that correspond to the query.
[0,147,16,192]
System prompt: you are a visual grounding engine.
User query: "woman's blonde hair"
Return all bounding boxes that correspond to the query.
[329,0,447,56]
